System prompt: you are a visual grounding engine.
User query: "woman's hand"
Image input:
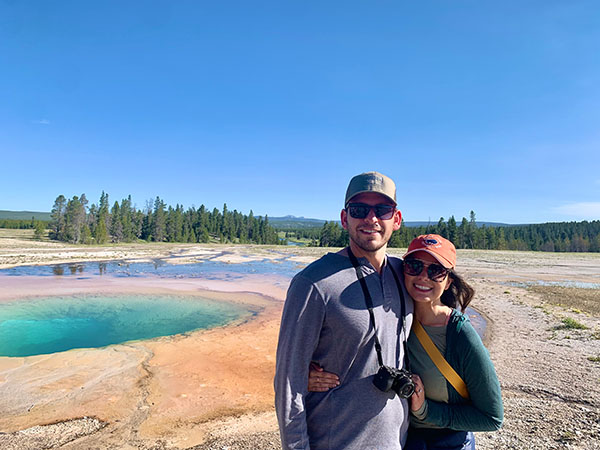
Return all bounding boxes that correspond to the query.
[410,374,425,411]
[308,362,340,392]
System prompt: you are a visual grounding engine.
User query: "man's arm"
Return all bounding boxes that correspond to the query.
[274,275,326,450]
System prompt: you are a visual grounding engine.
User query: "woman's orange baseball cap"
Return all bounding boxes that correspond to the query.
[403,234,456,269]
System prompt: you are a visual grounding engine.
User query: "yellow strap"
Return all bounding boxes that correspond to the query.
[412,320,470,399]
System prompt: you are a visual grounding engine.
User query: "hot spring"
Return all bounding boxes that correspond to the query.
[0,294,251,357]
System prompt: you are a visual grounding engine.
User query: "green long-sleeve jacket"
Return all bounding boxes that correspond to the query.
[413,309,504,431]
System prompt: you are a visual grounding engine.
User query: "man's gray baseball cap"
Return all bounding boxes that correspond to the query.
[345,171,397,207]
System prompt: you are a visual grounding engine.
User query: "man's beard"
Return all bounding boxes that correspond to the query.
[348,228,390,253]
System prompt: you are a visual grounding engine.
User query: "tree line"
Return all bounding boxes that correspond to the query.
[0,218,47,239]
[5,202,599,252]
[48,192,281,245]
[0,218,41,229]
[285,211,600,253]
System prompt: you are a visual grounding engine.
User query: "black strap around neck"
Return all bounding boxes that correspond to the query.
[347,248,384,367]
[347,248,409,371]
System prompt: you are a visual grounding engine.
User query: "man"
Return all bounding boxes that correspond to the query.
[274,171,414,449]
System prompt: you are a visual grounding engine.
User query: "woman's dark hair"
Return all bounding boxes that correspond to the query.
[440,271,474,312]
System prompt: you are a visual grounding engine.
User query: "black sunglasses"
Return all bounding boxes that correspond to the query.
[403,258,450,282]
[346,203,395,220]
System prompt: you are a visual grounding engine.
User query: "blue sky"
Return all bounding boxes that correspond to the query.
[1,1,599,224]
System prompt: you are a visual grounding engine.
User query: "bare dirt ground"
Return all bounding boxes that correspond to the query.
[1,229,600,449]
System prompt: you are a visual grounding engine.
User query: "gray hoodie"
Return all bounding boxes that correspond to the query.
[275,252,413,449]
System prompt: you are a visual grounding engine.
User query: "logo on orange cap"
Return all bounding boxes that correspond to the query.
[403,234,457,269]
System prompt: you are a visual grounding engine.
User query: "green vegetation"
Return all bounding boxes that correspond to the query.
[528,285,600,317]
[0,212,51,233]
[587,356,600,362]
[33,221,46,239]
[556,317,588,330]
[275,211,600,252]
[0,218,48,230]
[6,204,599,251]
[269,216,327,229]
[280,228,322,246]
[48,192,281,246]
[560,431,576,442]
[534,304,552,315]
[0,210,51,221]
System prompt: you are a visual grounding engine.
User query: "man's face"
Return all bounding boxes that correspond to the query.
[341,192,401,254]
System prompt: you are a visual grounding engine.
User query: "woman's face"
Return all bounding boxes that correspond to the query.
[404,251,452,305]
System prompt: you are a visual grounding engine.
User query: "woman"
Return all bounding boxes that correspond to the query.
[308,234,503,449]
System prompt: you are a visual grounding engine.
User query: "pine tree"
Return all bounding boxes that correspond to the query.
[436,217,447,238]
[110,201,124,242]
[199,227,210,243]
[33,221,46,240]
[80,224,93,244]
[94,217,108,244]
[64,195,86,243]
[119,196,134,241]
[447,216,457,243]
[467,211,477,249]
[50,195,67,240]
[152,197,167,242]
[98,191,110,234]
[458,217,469,248]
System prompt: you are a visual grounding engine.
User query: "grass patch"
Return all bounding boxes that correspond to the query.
[556,317,588,330]
[528,285,600,317]
[0,228,37,240]
[534,304,551,315]
[560,430,576,442]
[587,356,600,362]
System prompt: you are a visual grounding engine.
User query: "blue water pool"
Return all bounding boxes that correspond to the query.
[0,255,491,356]
[0,294,251,357]
[0,257,303,279]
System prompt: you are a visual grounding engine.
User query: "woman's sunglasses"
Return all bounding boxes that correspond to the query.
[346,203,395,220]
[403,258,450,282]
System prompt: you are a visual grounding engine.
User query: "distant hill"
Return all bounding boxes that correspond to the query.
[269,216,329,229]
[0,210,52,221]
[269,215,513,229]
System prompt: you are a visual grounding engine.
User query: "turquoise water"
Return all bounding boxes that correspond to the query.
[0,294,251,357]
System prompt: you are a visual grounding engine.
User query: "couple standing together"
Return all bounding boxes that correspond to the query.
[274,171,503,450]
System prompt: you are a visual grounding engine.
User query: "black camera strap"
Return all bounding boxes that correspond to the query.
[390,262,411,373]
[348,248,385,367]
[347,248,409,371]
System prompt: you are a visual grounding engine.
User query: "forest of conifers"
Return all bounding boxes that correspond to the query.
[1,194,598,252]
[287,212,600,253]
[34,192,280,245]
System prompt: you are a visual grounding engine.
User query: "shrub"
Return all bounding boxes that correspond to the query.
[557,317,588,330]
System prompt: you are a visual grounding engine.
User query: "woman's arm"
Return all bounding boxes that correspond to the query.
[308,365,428,417]
[307,362,339,391]
[422,323,504,431]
